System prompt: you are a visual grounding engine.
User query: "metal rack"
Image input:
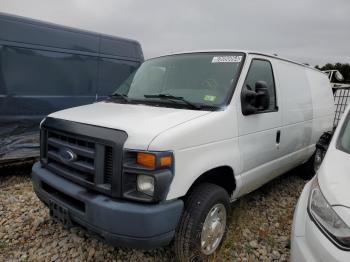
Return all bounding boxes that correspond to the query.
[333,86,350,126]
[323,70,350,127]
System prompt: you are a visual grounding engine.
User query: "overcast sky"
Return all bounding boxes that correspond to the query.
[0,0,349,65]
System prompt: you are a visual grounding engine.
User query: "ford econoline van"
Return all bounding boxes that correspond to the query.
[31,51,334,261]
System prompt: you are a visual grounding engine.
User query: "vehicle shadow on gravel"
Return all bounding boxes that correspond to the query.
[0,164,309,262]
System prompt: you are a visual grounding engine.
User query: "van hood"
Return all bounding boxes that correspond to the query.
[48,101,211,150]
[318,147,350,208]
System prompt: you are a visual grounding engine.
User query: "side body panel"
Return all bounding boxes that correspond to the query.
[274,60,314,167]
[235,55,283,195]
[306,69,335,146]
[0,45,98,121]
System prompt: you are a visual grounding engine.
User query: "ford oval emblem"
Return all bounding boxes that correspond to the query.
[59,148,77,162]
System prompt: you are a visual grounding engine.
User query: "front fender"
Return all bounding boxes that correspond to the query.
[165,138,243,200]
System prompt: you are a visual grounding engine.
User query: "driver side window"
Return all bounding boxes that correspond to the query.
[243,59,277,112]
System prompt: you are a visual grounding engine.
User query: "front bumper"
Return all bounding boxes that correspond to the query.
[291,181,350,262]
[31,162,183,249]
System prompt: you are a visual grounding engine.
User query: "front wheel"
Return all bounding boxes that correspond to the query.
[175,183,230,261]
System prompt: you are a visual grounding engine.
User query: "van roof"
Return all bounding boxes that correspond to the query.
[155,49,321,73]
[0,12,139,44]
[0,12,143,60]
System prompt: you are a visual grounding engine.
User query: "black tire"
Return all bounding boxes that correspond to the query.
[313,147,326,173]
[174,183,230,262]
[298,153,316,180]
[298,147,326,180]
[299,131,332,179]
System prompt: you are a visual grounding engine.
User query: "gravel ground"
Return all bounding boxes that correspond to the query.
[0,165,307,261]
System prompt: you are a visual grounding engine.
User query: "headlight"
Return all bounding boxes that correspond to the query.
[137,175,155,196]
[308,177,350,248]
[122,150,174,202]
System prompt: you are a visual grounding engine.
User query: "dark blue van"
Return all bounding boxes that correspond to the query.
[0,12,144,165]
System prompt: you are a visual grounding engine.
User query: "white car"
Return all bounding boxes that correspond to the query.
[31,50,334,261]
[291,104,350,262]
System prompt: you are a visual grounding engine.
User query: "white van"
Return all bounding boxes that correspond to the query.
[31,51,334,261]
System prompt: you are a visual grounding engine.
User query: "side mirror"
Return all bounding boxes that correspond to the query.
[241,85,257,115]
[241,81,270,115]
[255,81,270,111]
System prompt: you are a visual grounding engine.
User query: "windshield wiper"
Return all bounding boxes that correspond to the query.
[144,94,202,110]
[108,93,130,102]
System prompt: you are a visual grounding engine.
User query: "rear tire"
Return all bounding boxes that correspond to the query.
[313,147,326,173]
[175,183,230,262]
[299,147,326,180]
[303,131,332,178]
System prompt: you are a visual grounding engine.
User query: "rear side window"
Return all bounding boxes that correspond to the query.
[2,46,97,96]
[243,59,277,111]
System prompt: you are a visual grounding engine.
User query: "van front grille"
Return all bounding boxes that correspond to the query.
[45,129,112,187]
[40,118,128,197]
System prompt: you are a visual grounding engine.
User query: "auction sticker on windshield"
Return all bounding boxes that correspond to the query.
[204,95,216,102]
[212,56,242,63]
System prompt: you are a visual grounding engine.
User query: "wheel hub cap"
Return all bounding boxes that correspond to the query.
[200,203,227,255]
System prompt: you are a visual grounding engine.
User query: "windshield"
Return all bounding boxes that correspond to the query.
[338,110,350,154]
[111,52,244,109]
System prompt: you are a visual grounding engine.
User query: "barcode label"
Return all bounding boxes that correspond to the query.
[212,56,242,63]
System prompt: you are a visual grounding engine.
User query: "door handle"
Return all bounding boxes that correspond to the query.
[276,130,281,148]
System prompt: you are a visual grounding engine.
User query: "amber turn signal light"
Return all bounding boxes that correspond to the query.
[160,155,172,167]
[137,152,156,168]
[136,152,173,169]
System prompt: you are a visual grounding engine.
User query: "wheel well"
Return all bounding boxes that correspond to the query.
[316,131,333,151]
[187,166,236,197]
